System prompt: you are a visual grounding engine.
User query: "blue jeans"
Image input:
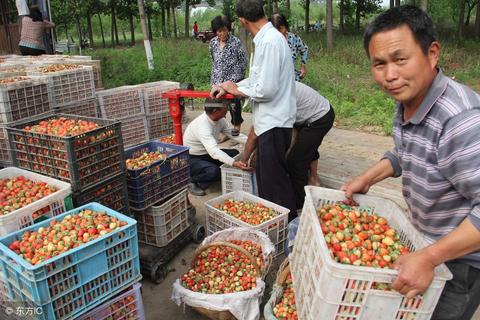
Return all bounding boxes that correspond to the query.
[431,261,480,320]
[189,149,239,188]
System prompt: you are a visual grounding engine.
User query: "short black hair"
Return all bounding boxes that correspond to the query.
[29,7,43,22]
[270,13,289,31]
[204,98,228,114]
[363,5,438,58]
[236,0,265,22]
[211,16,232,33]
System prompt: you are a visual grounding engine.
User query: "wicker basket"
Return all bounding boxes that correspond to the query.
[264,259,291,320]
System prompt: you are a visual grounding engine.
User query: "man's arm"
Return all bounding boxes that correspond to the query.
[241,126,257,164]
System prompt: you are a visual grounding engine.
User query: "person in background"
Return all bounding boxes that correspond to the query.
[209,15,247,137]
[18,7,54,56]
[212,0,297,220]
[193,21,199,38]
[271,13,309,81]
[15,0,29,35]
[184,99,249,196]
[287,81,335,210]
[342,6,480,319]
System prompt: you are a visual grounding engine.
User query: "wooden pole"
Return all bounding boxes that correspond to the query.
[138,0,155,70]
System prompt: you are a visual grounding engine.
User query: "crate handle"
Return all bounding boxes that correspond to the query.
[130,158,168,179]
[192,241,263,277]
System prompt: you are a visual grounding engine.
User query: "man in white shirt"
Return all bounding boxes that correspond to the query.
[211,0,297,219]
[184,99,249,196]
[16,0,30,34]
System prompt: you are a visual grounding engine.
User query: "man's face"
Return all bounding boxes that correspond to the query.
[368,24,440,111]
[213,107,228,121]
[216,27,229,42]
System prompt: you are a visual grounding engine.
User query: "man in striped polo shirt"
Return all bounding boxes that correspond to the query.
[342,5,480,319]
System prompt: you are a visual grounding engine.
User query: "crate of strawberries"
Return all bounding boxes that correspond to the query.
[0,167,72,236]
[125,140,190,210]
[205,191,289,257]
[7,113,125,192]
[289,186,453,320]
[0,202,140,320]
[78,282,145,320]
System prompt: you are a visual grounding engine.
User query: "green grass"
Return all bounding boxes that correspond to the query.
[87,32,480,135]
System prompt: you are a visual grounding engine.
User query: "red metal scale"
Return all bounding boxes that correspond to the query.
[162,89,235,145]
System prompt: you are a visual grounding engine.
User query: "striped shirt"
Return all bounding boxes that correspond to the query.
[383,69,480,268]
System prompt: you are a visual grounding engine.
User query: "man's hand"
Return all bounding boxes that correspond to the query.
[210,85,226,98]
[392,249,436,298]
[232,160,253,171]
[300,64,307,79]
[340,175,371,200]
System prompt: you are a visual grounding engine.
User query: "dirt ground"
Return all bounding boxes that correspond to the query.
[141,109,480,320]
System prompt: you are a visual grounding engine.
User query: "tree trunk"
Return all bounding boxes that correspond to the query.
[267,0,272,17]
[458,0,466,39]
[420,0,427,11]
[395,0,400,6]
[273,0,279,14]
[161,1,166,37]
[172,5,178,37]
[98,14,106,48]
[166,3,171,37]
[286,0,290,16]
[184,0,189,38]
[65,23,69,40]
[129,12,135,45]
[326,0,333,49]
[76,18,83,49]
[355,3,361,31]
[339,0,344,33]
[147,10,153,40]
[465,1,476,26]
[390,0,394,8]
[111,4,115,46]
[475,0,480,39]
[304,0,310,32]
[86,12,94,48]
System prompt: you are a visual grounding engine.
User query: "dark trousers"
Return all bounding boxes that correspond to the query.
[228,98,244,126]
[19,45,45,56]
[431,261,480,320]
[190,149,239,189]
[287,107,335,209]
[256,128,296,220]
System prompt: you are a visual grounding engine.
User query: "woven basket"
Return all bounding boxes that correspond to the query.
[264,258,291,320]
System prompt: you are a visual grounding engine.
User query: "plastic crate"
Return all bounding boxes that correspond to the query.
[0,123,11,165]
[120,115,149,148]
[220,155,258,195]
[146,113,174,140]
[289,186,453,320]
[0,76,51,123]
[0,167,73,236]
[204,191,289,257]
[125,141,190,210]
[135,189,189,247]
[141,81,179,115]
[97,86,144,119]
[78,282,145,320]
[27,65,95,107]
[0,202,141,320]
[8,113,126,192]
[73,172,130,216]
[54,98,98,118]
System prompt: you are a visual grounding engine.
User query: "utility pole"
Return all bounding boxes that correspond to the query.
[138,0,155,70]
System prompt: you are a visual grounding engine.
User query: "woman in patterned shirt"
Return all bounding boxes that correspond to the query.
[209,16,247,135]
[271,13,309,81]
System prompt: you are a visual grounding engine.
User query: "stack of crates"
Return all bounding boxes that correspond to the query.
[125,141,191,247]
[141,81,179,140]
[0,203,141,319]
[0,75,52,167]
[97,85,148,148]
[6,113,130,216]
[289,186,452,320]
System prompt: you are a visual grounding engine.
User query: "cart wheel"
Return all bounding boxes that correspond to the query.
[187,206,196,222]
[150,263,168,284]
[193,225,205,244]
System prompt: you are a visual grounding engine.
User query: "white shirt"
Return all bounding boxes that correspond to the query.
[183,112,247,166]
[295,81,331,125]
[237,22,296,136]
[16,0,29,16]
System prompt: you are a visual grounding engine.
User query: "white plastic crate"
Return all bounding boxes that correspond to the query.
[97,85,144,119]
[290,186,453,320]
[0,167,72,236]
[220,155,258,195]
[0,76,51,123]
[134,189,189,247]
[146,112,174,140]
[27,65,95,107]
[205,191,289,257]
[78,282,145,320]
[54,98,99,118]
[141,80,179,115]
[120,115,149,147]
[0,124,11,165]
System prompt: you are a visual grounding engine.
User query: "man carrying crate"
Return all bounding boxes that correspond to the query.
[184,99,249,196]
[342,6,480,319]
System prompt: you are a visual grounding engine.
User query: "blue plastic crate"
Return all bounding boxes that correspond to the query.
[0,203,140,320]
[125,141,190,210]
